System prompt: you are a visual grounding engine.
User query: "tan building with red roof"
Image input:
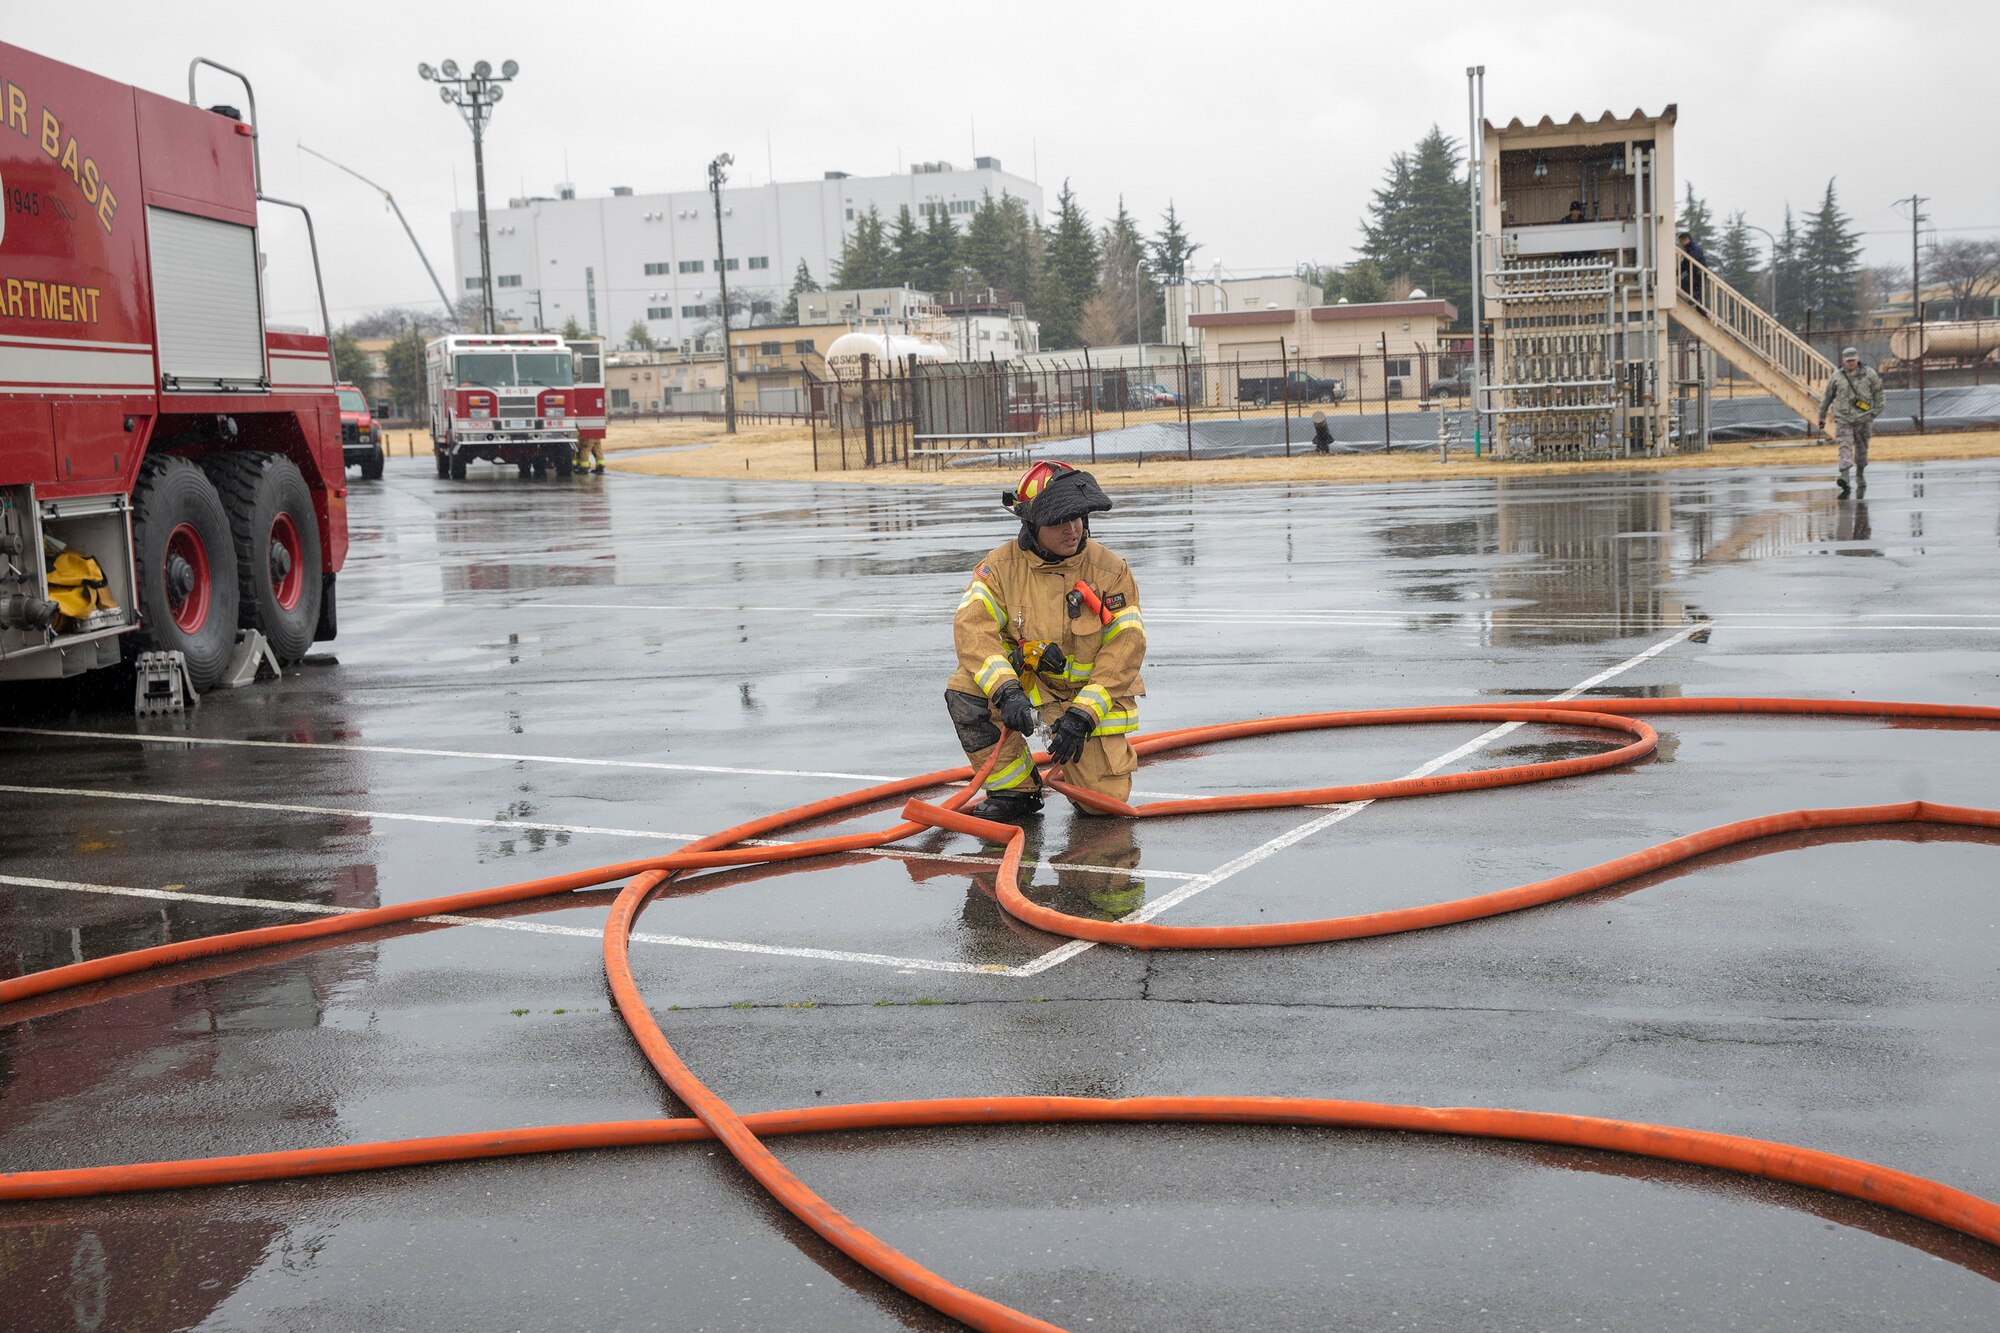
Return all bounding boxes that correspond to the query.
[1189,297,1460,399]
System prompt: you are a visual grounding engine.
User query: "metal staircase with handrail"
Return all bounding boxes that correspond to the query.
[1672,256,1832,422]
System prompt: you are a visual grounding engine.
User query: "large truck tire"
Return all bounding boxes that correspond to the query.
[204,452,323,663]
[434,449,450,479]
[360,447,385,480]
[130,455,240,691]
[551,446,574,479]
[449,452,468,480]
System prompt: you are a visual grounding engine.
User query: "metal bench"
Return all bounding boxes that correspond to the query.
[908,433,1041,471]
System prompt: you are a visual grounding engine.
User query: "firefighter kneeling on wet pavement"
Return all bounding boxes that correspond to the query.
[945,461,1145,820]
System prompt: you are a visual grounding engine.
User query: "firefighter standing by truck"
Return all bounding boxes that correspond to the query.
[945,462,1145,819]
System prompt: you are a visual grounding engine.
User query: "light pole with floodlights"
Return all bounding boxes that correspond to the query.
[418,58,517,335]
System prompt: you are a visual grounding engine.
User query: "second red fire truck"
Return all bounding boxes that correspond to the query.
[425,332,604,479]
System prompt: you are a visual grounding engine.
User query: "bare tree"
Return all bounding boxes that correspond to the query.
[344,305,459,339]
[1078,291,1124,348]
[1857,263,1907,321]
[1924,238,2000,321]
[691,287,780,343]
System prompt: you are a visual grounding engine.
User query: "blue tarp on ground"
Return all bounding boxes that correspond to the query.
[1009,385,2000,464]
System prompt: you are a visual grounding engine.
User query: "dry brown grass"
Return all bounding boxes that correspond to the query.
[607,422,2000,490]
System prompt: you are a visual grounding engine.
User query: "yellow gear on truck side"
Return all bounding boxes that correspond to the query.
[45,550,118,622]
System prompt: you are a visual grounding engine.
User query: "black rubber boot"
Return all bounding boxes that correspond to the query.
[1836,469,1851,497]
[1855,467,1866,496]
[971,788,1044,823]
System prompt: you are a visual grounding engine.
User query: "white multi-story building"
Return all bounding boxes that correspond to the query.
[451,159,1042,346]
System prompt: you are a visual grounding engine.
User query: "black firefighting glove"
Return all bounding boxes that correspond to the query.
[992,682,1041,739]
[1046,707,1094,766]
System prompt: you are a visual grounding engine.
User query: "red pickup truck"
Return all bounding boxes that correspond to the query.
[337,384,385,480]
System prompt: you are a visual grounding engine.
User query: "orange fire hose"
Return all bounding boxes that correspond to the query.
[4,696,1999,1333]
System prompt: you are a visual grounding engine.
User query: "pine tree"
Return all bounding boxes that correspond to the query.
[1098,197,1157,344]
[1359,126,1468,318]
[780,259,820,324]
[1339,259,1389,304]
[1361,152,1416,272]
[1800,179,1862,327]
[887,206,922,289]
[1151,202,1200,286]
[386,327,427,417]
[834,207,891,289]
[1677,184,1717,257]
[961,192,1040,304]
[998,194,1042,306]
[1713,211,1766,303]
[1036,181,1099,349]
[1772,206,1806,328]
[913,205,960,294]
[961,192,1009,292]
[330,329,371,386]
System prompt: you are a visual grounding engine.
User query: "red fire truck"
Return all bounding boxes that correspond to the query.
[425,333,605,479]
[1,41,344,692]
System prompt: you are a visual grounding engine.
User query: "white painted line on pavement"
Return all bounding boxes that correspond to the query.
[1008,623,1701,978]
[0,874,998,975]
[0,727,900,785]
[0,783,1188,884]
[0,727,1212,802]
[0,783,702,842]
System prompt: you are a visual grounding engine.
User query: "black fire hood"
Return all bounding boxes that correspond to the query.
[1002,467,1112,529]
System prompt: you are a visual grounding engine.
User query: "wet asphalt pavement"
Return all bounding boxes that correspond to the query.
[2,454,1998,1331]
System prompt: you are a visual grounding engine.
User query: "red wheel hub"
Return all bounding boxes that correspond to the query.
[163,522,211,633]
[269,512,304,612]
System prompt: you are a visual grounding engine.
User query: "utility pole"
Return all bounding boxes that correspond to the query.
[710,153,738,435]
[1466,64,1486,456]
[1898,193,1928,430]
[418,59,517,335]
[1897,193,1927,326]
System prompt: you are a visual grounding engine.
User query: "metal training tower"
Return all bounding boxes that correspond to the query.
[1478,107,1689,460]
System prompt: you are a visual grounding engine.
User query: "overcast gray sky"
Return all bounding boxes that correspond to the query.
[12,0,1995,327]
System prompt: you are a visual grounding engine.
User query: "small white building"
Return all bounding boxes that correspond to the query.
[1164,274,1324,349]
[798,287,934,326]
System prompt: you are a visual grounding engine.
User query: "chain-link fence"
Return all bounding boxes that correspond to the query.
[806,330,2000,469]
[809,346,1503,470]
[1700,323,2000,439]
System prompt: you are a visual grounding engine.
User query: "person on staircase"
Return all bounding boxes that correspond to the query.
[1676,230,1706,305]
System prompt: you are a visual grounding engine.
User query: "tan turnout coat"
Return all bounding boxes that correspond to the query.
[948,537,1146,734]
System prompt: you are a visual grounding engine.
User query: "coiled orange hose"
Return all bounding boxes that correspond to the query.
[4,697,1999,1332]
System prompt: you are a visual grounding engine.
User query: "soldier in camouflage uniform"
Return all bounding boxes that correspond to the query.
[1817,347,1884,497]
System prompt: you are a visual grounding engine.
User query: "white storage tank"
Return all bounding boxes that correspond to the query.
[825,331,951,395]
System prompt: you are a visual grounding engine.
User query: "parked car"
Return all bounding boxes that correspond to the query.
[1132,383,1183,407]
[1433,367,1477,398]
[1237,369,1344,406]
[337,383,385,480]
